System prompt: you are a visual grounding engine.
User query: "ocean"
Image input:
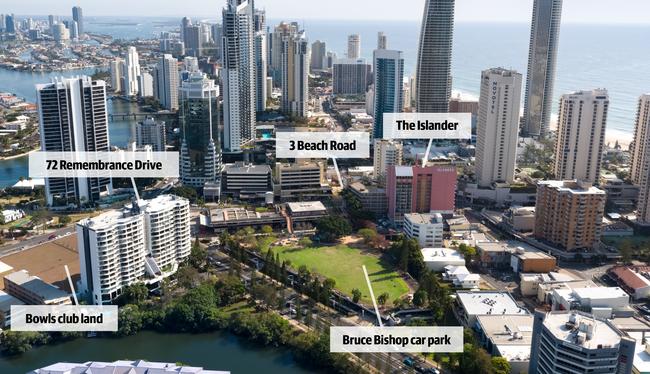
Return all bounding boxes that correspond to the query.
[82,17,650,142]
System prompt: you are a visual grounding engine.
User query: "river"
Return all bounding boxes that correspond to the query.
[0,331,317,374]
[0,67,138,188]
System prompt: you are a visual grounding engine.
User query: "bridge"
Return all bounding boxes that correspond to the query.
[109,112,178,121]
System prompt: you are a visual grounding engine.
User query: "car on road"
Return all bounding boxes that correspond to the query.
[48,234,56,240]
[424,369,440,374]
[403,357,414,367]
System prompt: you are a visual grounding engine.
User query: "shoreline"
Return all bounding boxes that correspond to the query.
[0,148,38,161]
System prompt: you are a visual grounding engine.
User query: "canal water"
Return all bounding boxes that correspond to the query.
[0,331,317,374]
[0,67,138,188]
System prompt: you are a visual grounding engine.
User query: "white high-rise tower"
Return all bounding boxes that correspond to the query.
[123,46,141,97]
[630,94,650,223]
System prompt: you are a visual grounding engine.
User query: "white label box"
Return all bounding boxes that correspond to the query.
[276,132,370,159]
[330,326,463,353]
[382,113,472,140]
[29,151,179,178]
[11,305,118,332]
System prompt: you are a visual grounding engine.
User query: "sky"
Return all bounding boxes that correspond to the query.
[3,0,650,24]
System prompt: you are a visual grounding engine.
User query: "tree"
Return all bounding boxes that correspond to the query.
[298,237,313,248]
[459,343,493,374]
[358,228,378,244]
[351,288,362,303]
[491,357,511,374]
[377,292,389,306]
[261,225,273,234]
[619,239,633,264]
[118,283,148,305]
[216,276,246,306]
[316,216,352,243]
[189,238,208,270]
[117,304,143,336]
[58,215,71,225]
[412,289,428,308]
[389,237,426,280]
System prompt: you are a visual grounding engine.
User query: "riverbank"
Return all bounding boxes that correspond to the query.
[0,148,38,161]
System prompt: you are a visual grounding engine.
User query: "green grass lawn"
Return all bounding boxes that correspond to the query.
[273,244,410,305]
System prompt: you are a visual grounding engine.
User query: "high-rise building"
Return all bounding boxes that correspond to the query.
[522,0,563,138]
[475,68,522,187]
[254,31,267,113]
[528,310,636,374]
[347,34,361,59]
[36,77,112,207]
[310,40,326,71]
[123,46,141,97]
[372,49,404,139]
[211,23,223,60]
[109,58,123,93]
[269,22,300,87]
[553,89,608,185]
[386,165,457,225]
[136,117,166,152]
[332,58,371,95]
[154,54,179,111]
[416,0,455,113]
[630,94,650,224]
[222,0,256,153]
[77,195,191,305]
[403,213,444,248]
[179,72,221,188]
[377,32,387,50]
[182,17,203,58]
[281,30,309,117]
[534,180,606,252]
[5,14,15,34]
[72,6,83,35]
[373,139,403,182]
[138,71,154,98]
[52,23,69,42]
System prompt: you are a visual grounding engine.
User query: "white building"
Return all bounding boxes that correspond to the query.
[551,286,631,319]
[123,46,141,97]
[475,68,522,187]
[422,248,465,272]
[373,139,403,182]
[403,213,444,248]
[136,117,166,152]
[29,360,229,374]
[109,58,123,92]
[529,310,636,374]
[455,291,529,328]
[553,89,609,184]
[138,71,154,98]
[630,94,650,224]
[347,34,361,59]
[476,314,533,374]
[281,30,309,117]
[76,195,191,305]
[222,0,256,153]
[2,208,24,223]
[154,54,179,111]
[444,265,481,289]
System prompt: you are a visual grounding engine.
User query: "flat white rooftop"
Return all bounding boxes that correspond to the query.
[287,201,327,213]
[29,360,230,374]
[422,248,463,262]
[543,312,623,350]
[457,291,528,317]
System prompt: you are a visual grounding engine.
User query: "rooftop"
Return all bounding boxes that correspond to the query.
[543,311,624,350]
[422,248,464,262]
[476,314,534,362]
[223,163,272,175]
[456,291,528,317]
[0,290,24,313]
[30,360,230,374]
[538,180,606,195]
[286,201,327,213]
[405,213,444,225]
[4,270,70,302]
[610,267,650,290]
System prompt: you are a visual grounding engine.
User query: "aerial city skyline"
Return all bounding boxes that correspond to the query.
[0,0,649,373]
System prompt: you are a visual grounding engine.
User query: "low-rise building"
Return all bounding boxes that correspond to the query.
[2,208,24,223]
[510,247,556,274]
[444,266,481,288]
[222,163,273,201]
[275,161,331,201]
[454,291,529,328]
[503,206,535,232]
[608,266,650,300]
[422,248,465,272]
[476,314,533,374]
[0,290,24,328]
[551,286,632,318]
[403,213,444,248]
[3,270,71,305]
[201,207,285,232]
[348,182,387,216]
[29,360,230,374]
[477,240,556,273]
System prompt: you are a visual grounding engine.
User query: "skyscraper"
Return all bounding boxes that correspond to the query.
[123,46,141,97]
[372,49,404,139]
[475,68,522,187]
[36,77,112,207]
[310,40,326,71]
[347,34,361,59]
[254,10,267,113]
[332,58,371,95]
[373,139,403,182]
[182,17,203,58]
[553,89,608,184]
[222,0,256,154]
[281,30,309,117]
[630,94,650,224]
[377,32,387,50]
[72,6,83,35]
[179,72,221,188]
[522,0,563,138]
[109,58,123,93]
[269,22,299,87]
[154,54,179,111]
[416,0,455,113]
[528,310,635,374]
[5,14,15,34]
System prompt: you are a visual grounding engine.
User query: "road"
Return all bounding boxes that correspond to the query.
[0,226,75,258]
